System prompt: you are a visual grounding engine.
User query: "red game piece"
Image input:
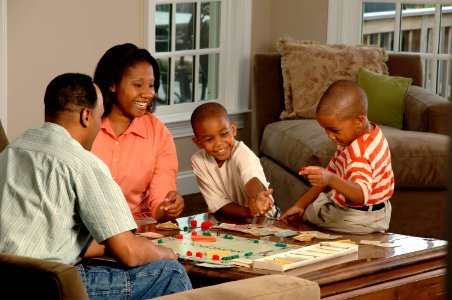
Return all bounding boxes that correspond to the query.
[190,220,197,227]
[176,234,183,240]
[196,252,203,258]
[201,221,213,231]
[186,251,193,256]
[212,255,220,260]
[191,231,198,236]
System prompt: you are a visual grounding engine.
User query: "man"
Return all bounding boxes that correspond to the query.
[0,73,192,299]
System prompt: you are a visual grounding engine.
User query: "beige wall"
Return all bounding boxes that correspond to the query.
[5,0,328,192]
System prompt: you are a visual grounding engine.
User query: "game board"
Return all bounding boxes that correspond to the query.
[153,231,301,266]
[253,241,358,271]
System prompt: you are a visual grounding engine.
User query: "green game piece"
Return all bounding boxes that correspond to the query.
[228,236,234,239]
[275,243,287,247]
[183,226,188,232]
[157,239,163,244]
[224,234,229,239]
[244,252,253,257]
[202,231,212,236]
[217,221,222,225]
[253,240,259,244]
[232,254,240,259]
[221,256,228,261]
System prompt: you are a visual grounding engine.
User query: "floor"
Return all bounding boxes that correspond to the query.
[181,192,208,217]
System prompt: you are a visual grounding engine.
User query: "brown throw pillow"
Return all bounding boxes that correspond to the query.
[277,38,388,120]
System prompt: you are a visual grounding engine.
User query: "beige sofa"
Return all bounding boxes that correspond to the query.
[253,52,449,240]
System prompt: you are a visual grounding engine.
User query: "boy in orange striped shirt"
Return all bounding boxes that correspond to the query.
[280,80,394,234]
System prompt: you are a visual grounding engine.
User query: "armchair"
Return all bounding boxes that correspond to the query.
[253,52,449,239]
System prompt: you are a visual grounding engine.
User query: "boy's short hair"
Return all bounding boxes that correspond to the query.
[316,80,368,120]
[190,102,230,135]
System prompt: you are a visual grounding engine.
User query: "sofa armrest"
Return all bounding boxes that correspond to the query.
[0,119,8,152]
[403,85,449,135]
[154,274,320,300]
[0,252,89,299]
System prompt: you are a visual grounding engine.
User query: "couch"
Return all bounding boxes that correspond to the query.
[253,52,449,240]
[0,251,320,300]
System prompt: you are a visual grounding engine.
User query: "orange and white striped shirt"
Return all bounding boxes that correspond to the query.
[327,124,394,207]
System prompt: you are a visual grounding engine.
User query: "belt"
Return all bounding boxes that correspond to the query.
[349,201,386,211]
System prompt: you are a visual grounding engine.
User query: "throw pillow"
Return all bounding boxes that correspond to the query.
[358,67,412,129]
[277,38,388,120]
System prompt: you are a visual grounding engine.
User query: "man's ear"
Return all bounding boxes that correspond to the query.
[191,135,203,149]
[80,108,91,128]
[231,122,238,136]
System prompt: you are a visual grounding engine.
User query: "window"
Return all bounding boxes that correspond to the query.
[146,0,251,127]
[328,0,452,101]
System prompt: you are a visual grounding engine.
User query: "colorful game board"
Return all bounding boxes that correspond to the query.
[153,231,301,266]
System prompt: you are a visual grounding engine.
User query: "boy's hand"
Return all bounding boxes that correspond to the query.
[248,189,273,216]
[160,191,184,219]
[299,166,331,187]
[278,204,305,222]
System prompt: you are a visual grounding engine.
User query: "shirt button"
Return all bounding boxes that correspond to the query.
[113,158,117,162]
[115,141,120,145]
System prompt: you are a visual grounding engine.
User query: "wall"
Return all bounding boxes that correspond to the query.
[6,0,327,194]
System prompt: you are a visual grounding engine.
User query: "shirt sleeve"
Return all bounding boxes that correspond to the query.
[147,125,178,218]
[191,151,232,213]
[76,154,137,243]
[232,142,271,189]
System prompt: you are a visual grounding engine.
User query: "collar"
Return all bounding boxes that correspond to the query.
[100,113,149,139]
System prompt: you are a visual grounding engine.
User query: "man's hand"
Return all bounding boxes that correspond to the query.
[300,166,332,188]
[160,191,184,220]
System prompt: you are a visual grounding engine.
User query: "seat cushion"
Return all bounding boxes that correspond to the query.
[260,120,447,189]
[154,274,320,300]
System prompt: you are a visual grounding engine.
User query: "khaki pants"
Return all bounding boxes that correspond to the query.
[303,193,391,234]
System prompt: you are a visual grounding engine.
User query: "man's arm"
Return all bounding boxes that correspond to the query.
[103,231,177,267]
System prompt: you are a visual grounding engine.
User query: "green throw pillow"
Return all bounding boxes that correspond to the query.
[358,67,412,129]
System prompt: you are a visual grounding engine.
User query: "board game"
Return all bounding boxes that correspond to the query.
[152,231,301,267]
[253,241,358,271]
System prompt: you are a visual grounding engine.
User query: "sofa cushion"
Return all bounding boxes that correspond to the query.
[260,120,447,189]
[276,38,388,120]
[154,274,320,300]
[358,67,412,129]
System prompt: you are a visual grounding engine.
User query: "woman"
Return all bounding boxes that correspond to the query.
[92,43,184,221]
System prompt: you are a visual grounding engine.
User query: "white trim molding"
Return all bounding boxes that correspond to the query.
[0,0,7,132]
[177,170,200,195]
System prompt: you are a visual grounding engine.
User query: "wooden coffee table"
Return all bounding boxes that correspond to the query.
[137,213,447,299]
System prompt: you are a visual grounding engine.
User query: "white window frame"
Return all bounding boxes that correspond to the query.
[145,0,251,137]
[328,0,452,96]
[0,0,6,132]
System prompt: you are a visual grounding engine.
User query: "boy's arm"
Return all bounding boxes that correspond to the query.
[245,177,274,216]
[301,166,364,205]
[279,185,324,220]
[217,203,254,218]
